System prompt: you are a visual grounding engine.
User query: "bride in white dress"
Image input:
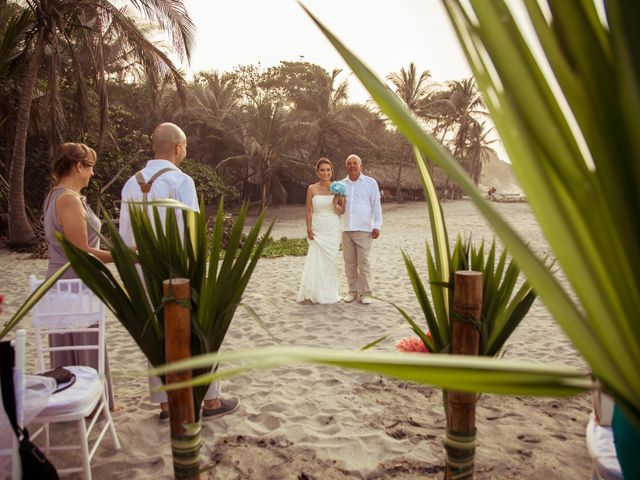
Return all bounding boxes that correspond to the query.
[297,158,345,304]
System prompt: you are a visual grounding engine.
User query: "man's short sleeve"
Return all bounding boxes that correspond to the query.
[179,175,199,212]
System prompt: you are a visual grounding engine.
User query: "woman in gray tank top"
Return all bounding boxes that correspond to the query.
[42,142,116,408]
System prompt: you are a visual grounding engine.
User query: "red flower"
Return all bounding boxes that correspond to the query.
[395,331,432,353]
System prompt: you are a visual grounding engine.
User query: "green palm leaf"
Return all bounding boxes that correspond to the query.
[151,347,592,398]
[400,250,442,350]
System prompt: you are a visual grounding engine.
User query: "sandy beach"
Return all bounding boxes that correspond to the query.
[0,200,592,479]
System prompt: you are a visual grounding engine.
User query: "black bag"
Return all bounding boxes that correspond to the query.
[39,367,73,384]
[39,367,76,394]
[0,341,60,479]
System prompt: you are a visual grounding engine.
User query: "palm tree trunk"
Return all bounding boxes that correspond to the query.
[395,163,404,202]
[95,13,108,155]
[8,30,44,246]
[47,22,62,160]
[396,140,407,202]
[261,180,268,210]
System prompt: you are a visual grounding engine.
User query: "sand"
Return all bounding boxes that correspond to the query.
[0,200,593,479]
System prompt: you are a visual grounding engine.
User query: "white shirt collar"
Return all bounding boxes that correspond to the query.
[145,159,179,170]
[345,174,363,183]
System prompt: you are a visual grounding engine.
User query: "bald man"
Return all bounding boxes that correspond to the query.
[119,122,194,246]
[119,122,238,421]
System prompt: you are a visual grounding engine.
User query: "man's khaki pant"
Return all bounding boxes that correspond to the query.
[342,231,373,294]
[148,363,221,404]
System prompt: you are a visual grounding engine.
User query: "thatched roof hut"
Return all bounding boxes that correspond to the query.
[219,157,451,205]
[362,161,449,201]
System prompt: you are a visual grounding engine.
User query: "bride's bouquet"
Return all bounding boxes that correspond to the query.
[329,181,346,196]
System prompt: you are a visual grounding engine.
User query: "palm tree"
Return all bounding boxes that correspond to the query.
[191,71,241,127]
[386,63,431,201]
[292,67,370,161]
[7,0,194,246]
[218,97,306,208]
[429,78,489,197]
[463,121,497,186]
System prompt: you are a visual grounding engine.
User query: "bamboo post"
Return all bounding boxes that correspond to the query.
[163,278,201,480]
[445,271,483,480]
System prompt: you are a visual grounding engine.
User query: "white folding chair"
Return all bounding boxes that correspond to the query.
[586,389,622,480]
[586,413,623,480]
[0,329,26,479]
[29,276,120,480]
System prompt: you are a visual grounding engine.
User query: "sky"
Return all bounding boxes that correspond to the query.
[181,0,472,104]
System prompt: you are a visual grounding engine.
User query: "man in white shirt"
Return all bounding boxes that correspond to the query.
[119,122,238,421]
[341,154,383,304]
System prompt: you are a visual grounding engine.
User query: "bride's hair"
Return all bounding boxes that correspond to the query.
[316,157,334,172]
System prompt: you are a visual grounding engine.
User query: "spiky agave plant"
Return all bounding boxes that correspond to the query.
[399,235,537,359]
[59,200,273,418]
[386,148,536,361]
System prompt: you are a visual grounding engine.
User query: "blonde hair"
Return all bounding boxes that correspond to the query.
[51,142,96,184]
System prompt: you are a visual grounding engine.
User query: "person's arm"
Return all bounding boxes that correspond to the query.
[333,195,345,214]
[305,185,314,240]
[119,181,136,248]
[57,194,112,262]
[371,179,382,239]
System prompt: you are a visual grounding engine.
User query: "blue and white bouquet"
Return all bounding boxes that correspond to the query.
[330,181,346,196]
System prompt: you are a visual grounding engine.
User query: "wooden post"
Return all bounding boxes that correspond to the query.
[445,271,483,480]
[163,278,200,480]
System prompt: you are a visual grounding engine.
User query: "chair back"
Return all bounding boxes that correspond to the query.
[29,276,106,376]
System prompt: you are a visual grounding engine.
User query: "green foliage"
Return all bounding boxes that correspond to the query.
[401,233,536,357]
[260,237,308,258]
[156,347,591,398]
[180,158,238,204]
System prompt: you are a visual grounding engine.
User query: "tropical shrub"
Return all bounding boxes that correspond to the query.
[60,200,272,420]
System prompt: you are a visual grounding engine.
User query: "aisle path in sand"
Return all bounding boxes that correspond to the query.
[0,201,591,479]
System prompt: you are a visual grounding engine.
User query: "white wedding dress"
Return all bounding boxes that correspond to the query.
[297,195,342,304]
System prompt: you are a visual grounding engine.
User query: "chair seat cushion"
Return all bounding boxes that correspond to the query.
[37,366,103,418]
[586,414,623,480]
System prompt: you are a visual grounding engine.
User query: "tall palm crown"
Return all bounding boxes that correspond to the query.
[386,63,432,200]
[278,63,366,160]
[464,121,497,185]
[218,96,306,208]
[444,78,488,157]
[295,67,365,159]
[191,71,241,125]
[387,62,432,112]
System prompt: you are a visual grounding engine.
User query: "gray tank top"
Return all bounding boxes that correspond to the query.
[44,187,101,279]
